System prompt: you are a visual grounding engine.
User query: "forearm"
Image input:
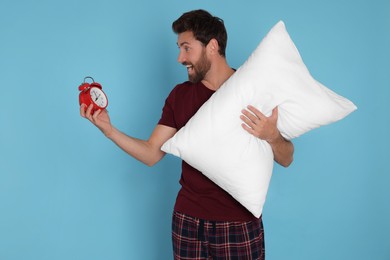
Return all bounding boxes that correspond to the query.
[268,133,294,167]
[80,105,174,166]
[105,127,165,166]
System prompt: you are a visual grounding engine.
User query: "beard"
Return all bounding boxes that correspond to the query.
[186,49,211,83]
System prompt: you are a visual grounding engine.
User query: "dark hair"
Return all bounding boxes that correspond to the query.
[172,9,227,57]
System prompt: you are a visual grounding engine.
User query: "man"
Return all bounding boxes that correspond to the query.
[81,9,293,260]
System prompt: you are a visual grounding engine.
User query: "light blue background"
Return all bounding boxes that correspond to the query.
[1,0,389,259]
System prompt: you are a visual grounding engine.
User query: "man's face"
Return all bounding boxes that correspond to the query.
[177,31,211,83]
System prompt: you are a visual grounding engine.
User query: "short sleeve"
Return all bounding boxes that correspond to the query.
[158,88,177,129]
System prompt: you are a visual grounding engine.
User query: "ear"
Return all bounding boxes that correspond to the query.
[207,38,219,55]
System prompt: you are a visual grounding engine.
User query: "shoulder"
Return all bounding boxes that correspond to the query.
[167,81,198,98]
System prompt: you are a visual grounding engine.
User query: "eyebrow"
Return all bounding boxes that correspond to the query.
[177,41,190,47]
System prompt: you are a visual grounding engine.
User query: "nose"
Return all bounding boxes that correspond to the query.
[177,50,185,64]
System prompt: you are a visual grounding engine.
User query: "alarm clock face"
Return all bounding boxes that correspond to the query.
[89,87,108,108]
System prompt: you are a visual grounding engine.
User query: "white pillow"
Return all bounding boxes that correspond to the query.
[161,21,357,218]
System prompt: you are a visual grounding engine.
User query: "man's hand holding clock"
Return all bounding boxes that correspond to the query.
[79,77,113,137]
[80,103,114,137]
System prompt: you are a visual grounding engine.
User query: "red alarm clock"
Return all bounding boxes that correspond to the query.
[78,76,108,113]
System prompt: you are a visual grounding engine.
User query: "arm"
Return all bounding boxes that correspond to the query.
[80,104,177,166]
[240,105,294,167]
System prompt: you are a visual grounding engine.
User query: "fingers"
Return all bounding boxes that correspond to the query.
[241,122,256,136]
[271,106,278,120]
[240,105,267,129]
[92,109,102,121]
[240,108,258,126]
[240,111,260,139]
[243,105,278,122]
[240,105,278,135]
[246,105,266,120]
[85,104,94,119]
[239,104,282,143]
[80,104,87,117]
[80,104,95,121]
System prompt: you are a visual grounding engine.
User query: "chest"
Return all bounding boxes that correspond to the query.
[173,85,214,130]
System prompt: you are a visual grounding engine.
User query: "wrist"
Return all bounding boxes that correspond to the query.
[104,126,116,139]
[266,130,282,145]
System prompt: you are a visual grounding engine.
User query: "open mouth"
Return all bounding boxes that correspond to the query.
[184,64,193,72]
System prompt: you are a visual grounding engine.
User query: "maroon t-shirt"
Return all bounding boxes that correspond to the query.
[159,81,257,221]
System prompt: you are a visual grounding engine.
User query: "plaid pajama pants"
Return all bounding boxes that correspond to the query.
[172,211,265,260]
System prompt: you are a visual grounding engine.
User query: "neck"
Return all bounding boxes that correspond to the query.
[201,59,235,91]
